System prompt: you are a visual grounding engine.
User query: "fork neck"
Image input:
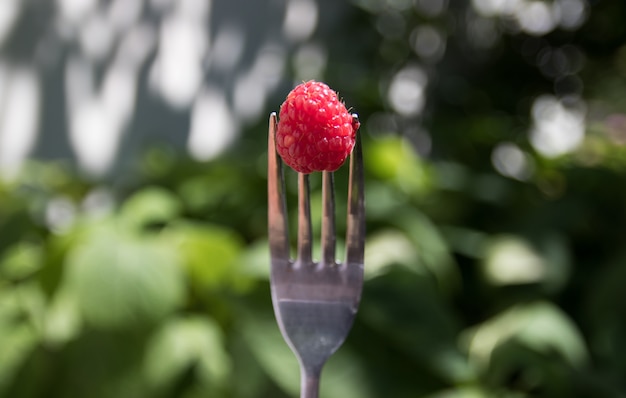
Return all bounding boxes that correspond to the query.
[300,365,322,398]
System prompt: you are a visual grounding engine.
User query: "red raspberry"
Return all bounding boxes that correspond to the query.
[276,81,357,174]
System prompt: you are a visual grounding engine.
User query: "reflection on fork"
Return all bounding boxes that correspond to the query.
[267,112,365,398]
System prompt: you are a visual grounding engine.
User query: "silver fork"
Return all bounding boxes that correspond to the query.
[267,112,365,398]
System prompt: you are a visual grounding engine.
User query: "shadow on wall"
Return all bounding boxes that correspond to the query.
[0,0,346,179]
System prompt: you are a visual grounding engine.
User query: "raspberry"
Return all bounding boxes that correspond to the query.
[276,81,358,174]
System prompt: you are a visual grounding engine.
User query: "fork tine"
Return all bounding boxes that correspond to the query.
[346,114,365,265]
[297,173,313,264]
[268,112,290,260]
[321,171,336,265]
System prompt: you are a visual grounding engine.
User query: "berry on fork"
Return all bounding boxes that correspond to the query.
[276,80,358,174]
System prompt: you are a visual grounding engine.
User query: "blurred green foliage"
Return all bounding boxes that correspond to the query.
[3,1,626,397]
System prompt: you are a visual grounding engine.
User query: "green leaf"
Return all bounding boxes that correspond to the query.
[52,327,150,398]
[424,387,491,398]
[239,312,300,395]
[144,315,231,393]
[364,229,421,279]
[0,286,41,395]
[240,307,374,398]
[583,254,626,379]
[360,268,471,384]
[237,239,270,280]
[481,234,570,291]
[119,187,181,229]
[366,136,432,196]
[390,208,460,293]
[0,241,43,281]
[43,286,82,346]
[465,301,588,370]
[482,235,545,285]
[164,221,250,292]
[321,347,374,398]
[63,223,185,329]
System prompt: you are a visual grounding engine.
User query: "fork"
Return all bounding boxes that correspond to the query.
[267,112,365,398]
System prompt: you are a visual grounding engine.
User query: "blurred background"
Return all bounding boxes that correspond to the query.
[1,0,626,397]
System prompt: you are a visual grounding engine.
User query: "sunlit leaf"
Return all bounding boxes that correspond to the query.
[483,235,545,285]
[366,136,432,196]
[43,286,82,346]
[0,241,43,281]
[481,234,570,291]
[465,301,588,370]
[119,186,181,229]
[63,223,185,329]
[237,239,270,280]
[164,221,251,292]
[364,229,421,279]
[144,315,231,393]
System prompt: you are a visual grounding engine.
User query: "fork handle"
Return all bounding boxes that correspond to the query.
[301,367,321,398]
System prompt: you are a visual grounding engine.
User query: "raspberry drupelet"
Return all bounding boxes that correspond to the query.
[276,81,358,174]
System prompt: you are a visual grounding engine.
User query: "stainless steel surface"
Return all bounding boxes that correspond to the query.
[267,112,365,398]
